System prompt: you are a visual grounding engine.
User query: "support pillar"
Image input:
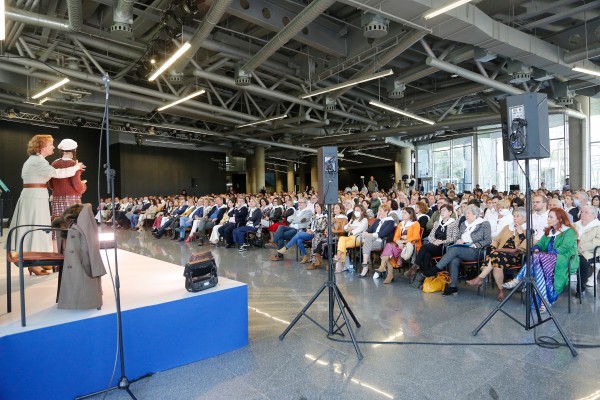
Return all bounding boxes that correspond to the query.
[569,96,589,190]
[254,145,265,193]
[401,147,411,178]
[394,151,402,184]
[472,133,479,190]
[298,163,306,192]
[275,170,283,193]
[287,161,295,192]
[310,157,318,192]
[246,155,254,194]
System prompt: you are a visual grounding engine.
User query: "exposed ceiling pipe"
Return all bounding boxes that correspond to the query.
[239,0,337,75]
[328,30,427,99]
[406,82,487,112]
[172,0,235,72]
[192,69,377,125]
[66,33,144,59]
[425,57,587,119]
[523,1,600,30]
[6,0,37,49]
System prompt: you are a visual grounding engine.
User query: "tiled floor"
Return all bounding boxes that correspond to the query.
[4,229,600,399]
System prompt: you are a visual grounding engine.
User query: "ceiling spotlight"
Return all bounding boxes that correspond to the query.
[147,126,156,135]
[41,111,55,120]
[150,58,156,64]
[6,108,19,118]
[123,122,132,131]
[135,134,143,146]
[74,117,87,126]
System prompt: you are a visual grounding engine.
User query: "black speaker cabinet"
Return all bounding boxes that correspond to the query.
[317,147,339,205]
[500,93,550,161]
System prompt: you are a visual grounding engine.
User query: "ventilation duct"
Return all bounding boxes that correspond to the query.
[66,0,82,31]
[111,0,135,34]
[361,13,389,39]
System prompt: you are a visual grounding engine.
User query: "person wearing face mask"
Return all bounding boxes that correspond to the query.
[569,191,589,223]
[575,205,600,297]
[491,199,514,239]
[358,204,396,277]
[334,205,368,273]
[467,207,527,301]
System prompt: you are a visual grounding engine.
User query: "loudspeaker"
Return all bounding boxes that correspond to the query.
[500,93,550,161]
[509,184,520,191]
[191,178,198,188]
[317,147,339,205]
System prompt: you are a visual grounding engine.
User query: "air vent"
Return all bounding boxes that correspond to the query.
[234,64,251,86]
[361,14,389,39]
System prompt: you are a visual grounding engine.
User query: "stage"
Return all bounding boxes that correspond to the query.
[0,249,248,400]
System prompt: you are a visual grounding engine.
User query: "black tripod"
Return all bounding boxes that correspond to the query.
[472,159,577,357]
[279,203,363,360]
[78,74,140,399]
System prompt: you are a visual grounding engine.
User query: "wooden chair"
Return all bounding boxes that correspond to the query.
[6,225,65,327]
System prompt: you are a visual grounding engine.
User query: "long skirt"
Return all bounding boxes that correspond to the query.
[8,187,52,252]
[516,252,559,307]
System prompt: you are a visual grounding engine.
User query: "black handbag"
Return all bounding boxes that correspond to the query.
[183,251,218,292]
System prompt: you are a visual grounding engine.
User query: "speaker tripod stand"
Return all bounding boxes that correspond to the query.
[472,159,577,357]
[279,204,363,360]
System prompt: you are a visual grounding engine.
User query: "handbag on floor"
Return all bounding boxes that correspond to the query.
[422,271,451,293]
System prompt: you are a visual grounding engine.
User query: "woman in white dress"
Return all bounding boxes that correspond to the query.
[9,135,85,275]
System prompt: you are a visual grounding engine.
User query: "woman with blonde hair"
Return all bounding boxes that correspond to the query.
[334,204,368,273]
[9,135,85,275]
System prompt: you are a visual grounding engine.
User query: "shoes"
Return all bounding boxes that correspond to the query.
[373,271,381,280]
[277,247,288,255]
[538,304,547,314]
[29,268,50,276]
[442,286,458,296]
[502,279,521,289]
[466,276,484,287]
[299,254,310,264]
[574,290,586,299]
[307,254,322,270]
[405,264,419,283]
[335,263,344,274]
[177,237,185,242]
[225,243,234,248]
[238,244,249,252]
[358,266,369,278]
[586,276,597,287]
[497,289,505,302]
[270,255,283,261]
[411,272,426,289]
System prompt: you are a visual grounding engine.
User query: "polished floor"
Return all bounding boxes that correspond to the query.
[3,228,600,399]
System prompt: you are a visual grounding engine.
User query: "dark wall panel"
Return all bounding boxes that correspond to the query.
[115,144,226,197]
[338,166,395,192]
[0,122,102,217]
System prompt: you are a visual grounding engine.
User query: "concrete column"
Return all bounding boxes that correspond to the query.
[394,151,402,184]
[472,133,479,188]
[298,163,306,191]
[569,96,589,189]
[254,145,265,193]
[310,157,319,191]
[246,155,254,194]
[287,161,295,192]
[275,170,283,193]
[401,147,412,179]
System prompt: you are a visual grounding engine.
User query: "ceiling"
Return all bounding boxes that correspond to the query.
[0,0,599,166]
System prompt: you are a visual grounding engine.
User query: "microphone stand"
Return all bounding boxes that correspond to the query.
[78,74,142,399]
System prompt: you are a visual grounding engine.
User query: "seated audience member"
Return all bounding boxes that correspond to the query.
[304,204,329,269]
[503,208,577,313]
[466,207,527,301]
[308,203,346,269]
[209,199,235,244]
[490,199,514,239]
[194,197,226,245]
[408,204,459,286]
[358,204,395,277]
[374,207,422,284]
[258,198,272,226]
[334,205,368,273]
[174,199,204,241]
[136,198,158,230]
[426,197,454,231]
[267,199,295,244]
[186,198,214,242]
[271,198,313,261]
[278,203,325,263]
[233,199,262,251]
[575,205,600,296]
[152,199,175,231]
[219,197,248,248]
[433,204,492,296]
[415,200,430,238]
[153,200,189,238]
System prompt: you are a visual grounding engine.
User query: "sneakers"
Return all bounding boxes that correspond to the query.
[502,279,521,289]
[238,243,250,252]
[442,286,458,296]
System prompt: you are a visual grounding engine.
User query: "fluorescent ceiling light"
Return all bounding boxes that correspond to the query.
[424,0,473,20]
[157,89,206,111]
[300,69,394,99]
[148,42,191,81]
[142,123,215,136]
[32,78,69,99]
[236,114,287,128]
[339,158,363,164]
[268,156,307,164]
[0,0,5,41]
[352,151,392,162]
[369,100,436,125]
[572,66,600,78]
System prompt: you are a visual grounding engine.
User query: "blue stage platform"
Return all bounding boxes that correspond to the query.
[0,250,248,400]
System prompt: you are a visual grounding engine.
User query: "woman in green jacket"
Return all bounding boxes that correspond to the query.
[503,208,578,312]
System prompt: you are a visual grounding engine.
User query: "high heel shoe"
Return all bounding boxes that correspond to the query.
[466,276,484,287]
[358,266,369,278]
[29,268,50,276]
[502,279,521,289]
